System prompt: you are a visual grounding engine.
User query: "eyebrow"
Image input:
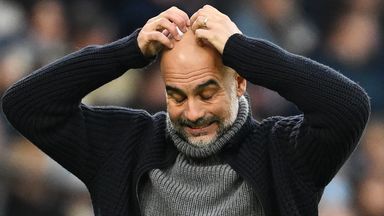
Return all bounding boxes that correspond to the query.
[166,85,186,96]
[195,79,220,93]
[165,79,220,96]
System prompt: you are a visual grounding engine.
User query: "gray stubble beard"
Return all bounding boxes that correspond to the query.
[170,84,239,147]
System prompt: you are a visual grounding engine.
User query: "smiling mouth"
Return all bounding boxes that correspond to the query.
[189,120,216,128]
[184,122,216,136]
[189,122,212,129]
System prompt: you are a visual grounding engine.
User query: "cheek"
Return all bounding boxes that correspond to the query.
[166,101,183,121]
[208,97,232,118]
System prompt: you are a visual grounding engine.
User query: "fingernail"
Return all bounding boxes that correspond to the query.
[175,27,183,39]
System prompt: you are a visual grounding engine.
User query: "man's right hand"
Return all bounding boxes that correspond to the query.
[138,7,190,57]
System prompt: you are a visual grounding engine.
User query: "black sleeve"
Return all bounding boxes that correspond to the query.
[222,34,370,187]
[1,29,153,184]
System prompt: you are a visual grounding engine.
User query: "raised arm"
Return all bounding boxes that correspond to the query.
[1,30,151,183]
[191,5,370,187]
[2,7,190,184]
[223,33,370,187]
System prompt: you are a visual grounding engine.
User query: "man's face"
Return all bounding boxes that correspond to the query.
[160,31,245,146]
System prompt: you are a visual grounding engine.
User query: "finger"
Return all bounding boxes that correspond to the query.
[191,15,208,31]
[195,29,214,48]
[169,6,191,27]
[190,9,202,25]
[170,13,189,32]
[190,4,214,23]
[151,17,181,40]
[161,7,190,31]
[202,4,217,12]
[191,4,222,24]
[162,29,170,37]
[195,28,210,41]
[195,28,224,54]
[163,29,176,40]
[148,31,174,49]
[146,16,157,24]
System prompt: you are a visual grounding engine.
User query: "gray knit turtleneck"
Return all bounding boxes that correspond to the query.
[139,96,264,216]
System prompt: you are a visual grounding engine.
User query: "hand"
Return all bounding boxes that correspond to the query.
[190,5,242,54]
[138,6,190,57]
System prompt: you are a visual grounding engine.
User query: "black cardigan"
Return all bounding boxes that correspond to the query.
[2,29,370,215]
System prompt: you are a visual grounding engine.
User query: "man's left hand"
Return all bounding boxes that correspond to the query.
[190,5,242,54]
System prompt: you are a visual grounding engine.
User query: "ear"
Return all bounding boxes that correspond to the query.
[235,74,246,97]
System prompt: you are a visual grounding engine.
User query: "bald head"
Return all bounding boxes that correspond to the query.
[159,28,246,100]
[161,29,247,146]
[160,29,226,78]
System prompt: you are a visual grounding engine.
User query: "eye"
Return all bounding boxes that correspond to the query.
[174,96,186,104]
[168,94,186,104]
[200,91,215,101]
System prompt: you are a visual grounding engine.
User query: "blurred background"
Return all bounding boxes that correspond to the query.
[0,0,383,215]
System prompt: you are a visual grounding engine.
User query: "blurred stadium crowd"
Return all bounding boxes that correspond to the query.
[0,0,383,215]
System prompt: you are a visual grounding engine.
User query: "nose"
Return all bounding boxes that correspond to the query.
[183,99,205,122]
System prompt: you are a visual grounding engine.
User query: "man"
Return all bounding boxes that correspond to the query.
[2,5,370,216]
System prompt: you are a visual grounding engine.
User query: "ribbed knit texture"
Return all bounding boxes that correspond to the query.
[1,30,370,215]
[167,95,248,159]
[141,154,262,216]
[140,96,263,216]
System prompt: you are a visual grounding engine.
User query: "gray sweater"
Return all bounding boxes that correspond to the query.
[140,96,263,215]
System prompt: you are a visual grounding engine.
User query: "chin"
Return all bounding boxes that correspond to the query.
[187,133,217,147]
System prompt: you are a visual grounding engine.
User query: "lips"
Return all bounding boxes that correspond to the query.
[184,122,216,136]
[189,123,211,129]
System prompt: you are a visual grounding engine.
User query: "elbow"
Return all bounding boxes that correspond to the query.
[2,87,19,126]
[2,88,13,118]
[356,84,371,125]
[1,83,30,129]
[346,83,371,139]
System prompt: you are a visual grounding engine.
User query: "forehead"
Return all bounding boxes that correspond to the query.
[161,51,225,89]
[161,63,224,86]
